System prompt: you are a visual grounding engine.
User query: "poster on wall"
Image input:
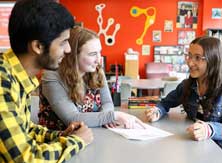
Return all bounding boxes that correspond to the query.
[152,30,161,42]
[0,2,14,52]
[154,45,188,73]
[130,6,156,45]
[95,3,120,46]
[142,45,150,56]
[164,20,173,32]
[212,8,222,19]
[176,1,198,29]
[178,31,195,45]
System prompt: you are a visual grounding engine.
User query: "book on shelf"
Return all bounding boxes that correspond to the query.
[128,96,160,109]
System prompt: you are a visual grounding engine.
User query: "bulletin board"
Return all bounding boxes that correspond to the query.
[154,45,189,73]
[0,2,14,52]
[178,30,195,45]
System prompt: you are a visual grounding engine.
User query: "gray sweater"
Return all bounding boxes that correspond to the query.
[41,70,115,127]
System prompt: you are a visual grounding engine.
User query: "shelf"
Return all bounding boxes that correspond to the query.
[206,28,222,41]
[154,45,188,73]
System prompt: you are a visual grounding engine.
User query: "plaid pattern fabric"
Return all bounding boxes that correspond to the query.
[0,49,85,163]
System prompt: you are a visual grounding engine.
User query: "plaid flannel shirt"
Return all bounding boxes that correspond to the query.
[0,49,85,163]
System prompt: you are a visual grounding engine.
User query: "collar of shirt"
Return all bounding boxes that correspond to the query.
[190,80,207,100]
[3,49,39,94]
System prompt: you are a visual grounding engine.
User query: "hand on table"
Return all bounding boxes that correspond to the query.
[145,106,160,122]
[114,111,146,129]
[103,122,118,128]
[61,121,93,145]
[186,120,212,141]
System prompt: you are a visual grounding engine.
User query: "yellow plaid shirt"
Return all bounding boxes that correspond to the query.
[0,49,85,163]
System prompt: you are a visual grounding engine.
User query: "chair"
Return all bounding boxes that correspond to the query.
[145,62,171,96]
[109,75,131,82]
[120,83,132,101]
[162,81,179,97]
[145,62,170,79]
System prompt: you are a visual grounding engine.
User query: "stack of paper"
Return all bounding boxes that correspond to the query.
[108,123,173,140]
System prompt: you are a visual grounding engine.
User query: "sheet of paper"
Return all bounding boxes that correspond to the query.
[108,122,173,140]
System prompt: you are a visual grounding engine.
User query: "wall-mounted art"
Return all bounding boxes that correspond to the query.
[130,6,156,45]
[0,2,14,52]
[164,20,173,32]
[152,30,161,42]
[176,1,198,29]
[178,30,195,45]
[142,45,150,56]
[95,3,120,46]
[154,45,188,73]
[212,8,222,19]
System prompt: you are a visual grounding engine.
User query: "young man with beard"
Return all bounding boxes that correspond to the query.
[0,0,93,162]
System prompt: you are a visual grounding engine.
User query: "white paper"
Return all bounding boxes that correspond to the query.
[108,123,173,140]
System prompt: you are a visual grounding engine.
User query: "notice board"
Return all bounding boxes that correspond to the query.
[0,2,14,52]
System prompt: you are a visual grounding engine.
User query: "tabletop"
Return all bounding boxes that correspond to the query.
[67,107,222,163]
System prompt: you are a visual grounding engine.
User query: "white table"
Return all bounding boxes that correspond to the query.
[67,107,222,163]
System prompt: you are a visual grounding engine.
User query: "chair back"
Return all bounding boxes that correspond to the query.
[146,62,170,79]
[109,75,131,82]
[120,83,132,101]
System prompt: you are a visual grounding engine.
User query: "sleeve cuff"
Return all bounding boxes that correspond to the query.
[206,123,214,139]
[71,135,86,150]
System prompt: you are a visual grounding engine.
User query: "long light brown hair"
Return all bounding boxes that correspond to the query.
[58,26,105,103]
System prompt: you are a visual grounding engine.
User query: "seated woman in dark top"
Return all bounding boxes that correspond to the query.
[145,36,222,147]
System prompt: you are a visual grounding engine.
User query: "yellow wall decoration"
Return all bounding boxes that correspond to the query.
[130,6,156,45]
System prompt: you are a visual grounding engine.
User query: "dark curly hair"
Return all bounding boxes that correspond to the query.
[9,0,74,55]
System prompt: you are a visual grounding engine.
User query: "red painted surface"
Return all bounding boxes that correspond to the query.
[202,0,222,30]
[60,0,205,78]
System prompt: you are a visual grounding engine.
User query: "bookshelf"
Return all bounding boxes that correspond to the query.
[154,45,189,73]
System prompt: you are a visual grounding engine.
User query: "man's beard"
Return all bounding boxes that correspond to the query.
[37,52,58,71]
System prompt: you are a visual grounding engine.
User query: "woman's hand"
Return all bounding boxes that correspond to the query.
[144,106,160,122]
[103,122,118,128]
[186,120,212,141]
[114,111,146,129]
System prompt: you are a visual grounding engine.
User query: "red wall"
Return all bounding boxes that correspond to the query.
[202,0,222,30]
[60,0,203,78]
